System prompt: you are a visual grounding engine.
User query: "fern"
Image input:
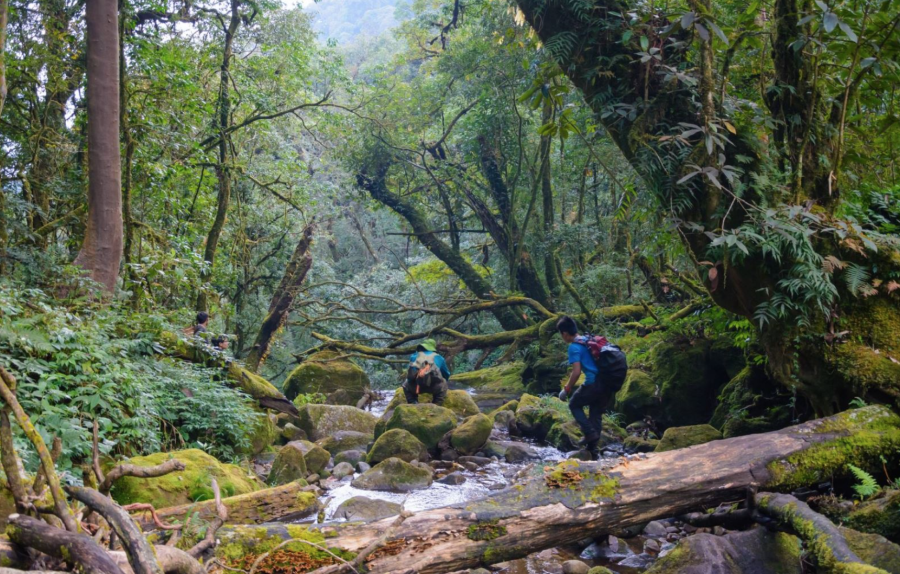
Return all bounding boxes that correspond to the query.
[844,263,872,297]
[848,464,880,499]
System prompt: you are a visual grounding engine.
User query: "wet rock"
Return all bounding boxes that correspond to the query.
[367,428,428,464]
[293,440,330,475]
[845,488,900,542]
[356,461,370,473]
[843,526,900,571]
[625,435,659,453]
[306,473,320,483]
[615,370,660,424]
[561,560,590,574]
[504,442,539,463]
[450,413,493,455]
[381,388,480,418]
[316,430,373,455]
[655,424,723,452]
[617,553,656,569]
[644,539,661,553]
[437,472,467,485]
[333,496,402,522]
[352,457,433,492]
[268,442,308,485]
[492,409,516,430]
[644,528,802,574]
[515,394,569,440]
[332,462,355,479]
[381,403,457,450]
[457,455,492,467]
[643,521,668,537]
[284,350,369,404]
[334,450,365,467]
[568,449,594,461]
[481,440,508,458]
[297,404,377,441]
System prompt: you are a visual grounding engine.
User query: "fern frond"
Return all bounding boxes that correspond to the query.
[848,464,880,499]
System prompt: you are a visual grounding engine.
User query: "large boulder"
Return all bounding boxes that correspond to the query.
[333,496,402,522]
[316,431,373,455]
[845,489,900,543]
[283,351,370,404]
[449,362,526,410]
[109,449,260,509]
[449,413,492,455]
[655,424,723,452]
[614,370,660,424]
[644,528,801,574]
[350,457,433,492]
[381,404,456,450]
[293,440,330,475]
[367,429,428,464]
[710,366,794,438]
[296,404,377,441]
[243,410,280,455]
[515,394,569,440]
[842,527,900,571]
[381,388,479,418]
[268,443,308,485]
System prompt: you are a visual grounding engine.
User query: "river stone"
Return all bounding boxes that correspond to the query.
[625,435,660,453]
[368,428,428,464]
[334,450,365,466]
[282,423,307,442]
[382,403,457,450]
[437,472,467,485]
[443,390,481,418]
[332,462,355,479]
[357,461,370,473]
[588,569,614,574]
[333,496,402,522]
[325,388,355,406]
[481,440,508,458]
[351,457,433,492]
[283,351,370,404]
[293,440,330,475]
[458,456,492,467]
[504,442,539,463]
[643,528,802,574]
[268,443,308,485]
[246,411,280,455]
[450,413,492,455]
[644,521,669,537]
[297,404,377,441]
[492,409,516,430]
[562,561,590,574]
[317,430,373,455]
[655,424,723,452]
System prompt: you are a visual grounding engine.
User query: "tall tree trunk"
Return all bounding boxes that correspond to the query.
[358,161,526,331]
[540,97,559,297]
[244,224,314,373]
[74,0,122,293]
[0,0,7,119]
[197,0,241,312]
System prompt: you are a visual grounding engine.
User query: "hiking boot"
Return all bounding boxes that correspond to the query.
[577,433,600,448]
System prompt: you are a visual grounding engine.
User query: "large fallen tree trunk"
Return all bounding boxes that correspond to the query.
[301,406,899,573]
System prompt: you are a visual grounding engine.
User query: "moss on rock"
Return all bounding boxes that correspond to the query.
[450,362,526,400]
[294,440,330,475]
[624,435,660,452]
[296,404,377,441]
[382,403,456,450]
[655,424,723,452]
[367,429,428,464]
[450,413,492,455]
[316,431,372,455]
[614,370,660,423]
[283,351,370,404]
[381,388,479,418]
[110,449,260,509]
[350,457,433,492]
[268,442,308,485]
[846,490,900,543]
[215,524,353,567]
[842,526,900,572]
[644,529,802,574]
[244,410,280,455]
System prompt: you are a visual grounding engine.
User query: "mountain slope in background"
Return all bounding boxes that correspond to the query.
[307,0,410,44]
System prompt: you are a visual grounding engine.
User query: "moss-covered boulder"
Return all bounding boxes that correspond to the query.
[515,394,569,440]
[381,388,479,418]
[490,399,519,415]
[710,366,794,438]
[450,413,492,455]
[367,429,428,464]
[297,404,377,441]
[268,443,308,485]
[450,362,526,408]
[842,526,900,571]
[655,424,723,452]
[110,449,260,509]
[644,529,801,574]
[293,440,330,475]
[624,435,659,453]
[333,496,402,522]
[281,423,306,442]
[283,351,370,404]
[244,411,280,455]
[381,404,456,450]
[316,431,372,455]
[546,417,627,451]
[350,457,433,492]
[846,489,900,543]
[614,370,659,423]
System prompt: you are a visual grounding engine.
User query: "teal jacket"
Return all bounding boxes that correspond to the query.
[408,351,451,380]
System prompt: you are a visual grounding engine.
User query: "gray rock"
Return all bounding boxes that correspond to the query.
[333,496,402,522]
[561,560,590,574]
[644,538,660,553]
[306,473,320,483]
[643,520,668,537]
[356,461,370,473]
[646,528,803,574]
[504,443,538,463]
[282,423,307,442]
[317,431,373,455]
[351,457,433,492]
[568,449,594,461]
[332,461,355,479]
[334,450,365,466]
[437,472,467,485]
[457,455,492,467]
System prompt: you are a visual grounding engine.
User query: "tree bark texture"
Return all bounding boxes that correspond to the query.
[74,0,123,293]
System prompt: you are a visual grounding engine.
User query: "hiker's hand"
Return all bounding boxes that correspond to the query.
[559,389,569,401]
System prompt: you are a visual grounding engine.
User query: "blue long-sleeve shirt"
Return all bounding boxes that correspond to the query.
[409,351,451,380]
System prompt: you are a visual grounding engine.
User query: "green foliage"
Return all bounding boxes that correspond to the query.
[849,464,881,500]
[292,392,327,408]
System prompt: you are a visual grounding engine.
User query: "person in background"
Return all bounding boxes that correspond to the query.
[556,316,626,459]
[192,312,209,338]
[404,338,451,406]
[211,335,230,351]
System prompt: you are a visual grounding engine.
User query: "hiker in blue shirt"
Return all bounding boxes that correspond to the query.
[404,338,451,406]
[557,316,622,458]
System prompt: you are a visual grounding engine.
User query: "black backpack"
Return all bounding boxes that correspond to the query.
[577,337,628,391]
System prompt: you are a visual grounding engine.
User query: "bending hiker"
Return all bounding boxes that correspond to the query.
[557,316,628,459]
[404,338,451,406]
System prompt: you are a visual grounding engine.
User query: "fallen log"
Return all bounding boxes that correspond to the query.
[298,406,900,573]
[142,481,318,527]
[5,514,126,574]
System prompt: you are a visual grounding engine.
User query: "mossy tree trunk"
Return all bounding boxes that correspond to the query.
[510,0,900,415]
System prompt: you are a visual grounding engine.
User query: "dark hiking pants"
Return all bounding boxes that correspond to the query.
[403,373,448,406]
[569,383,615,443]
